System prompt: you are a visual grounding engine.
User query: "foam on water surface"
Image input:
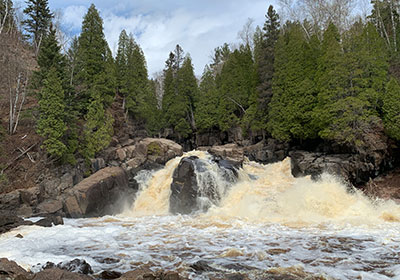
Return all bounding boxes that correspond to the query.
[1,151,400,279]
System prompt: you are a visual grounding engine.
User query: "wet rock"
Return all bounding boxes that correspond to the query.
[98,270,121,279]
[159,271,181,280]
[63,167,133,218]
[57,259,93,275]
[0,211,33,234]
[116,149,127,161]
[117,268,156,280]
[190,260,217,273]
[0,258,32,280]
[34,215,63,227]
[208,144,244,165]
[244,139,289,164]
[17,205,33,217]
[169,156,199,215]
[32,268,93,280]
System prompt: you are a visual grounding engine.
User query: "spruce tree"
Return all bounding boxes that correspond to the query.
[33,23,66,92]
[217,45,257,132]
[245,5,280,136]
[75,4,110,107]
[267,22,318,141]
[383,77,400,140]
[116,30,129,99]
[22,0,52,51]
[195,66,220,132]
[37,70,67,159]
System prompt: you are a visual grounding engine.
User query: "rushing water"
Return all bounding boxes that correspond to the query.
[1,151,400,279]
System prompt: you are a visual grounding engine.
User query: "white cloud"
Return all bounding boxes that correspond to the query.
[53,0,275,76]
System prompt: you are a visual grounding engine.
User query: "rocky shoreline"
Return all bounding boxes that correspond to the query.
[0,257,329,280]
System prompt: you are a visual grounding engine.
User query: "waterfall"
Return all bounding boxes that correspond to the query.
[125,151,400,226]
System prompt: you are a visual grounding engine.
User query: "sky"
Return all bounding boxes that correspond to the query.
[37,0,276,77]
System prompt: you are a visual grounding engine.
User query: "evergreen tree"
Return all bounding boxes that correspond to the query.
[383,77,400,140]
[115,30,129,99]
[125,34,149,118]
[75,4,111,107]
[75,4,114,160]
[82,89,113,160]
[33,23,66,91]
[268,22,318,141]
[246,5,280,136]
[37,70,67,159]
[217,45,257,132]
[195,66,220,132]
[22,0,52,51]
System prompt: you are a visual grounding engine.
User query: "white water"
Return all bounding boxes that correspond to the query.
[1,151,400,279]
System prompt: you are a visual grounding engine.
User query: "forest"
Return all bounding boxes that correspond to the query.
[1,0,400,173]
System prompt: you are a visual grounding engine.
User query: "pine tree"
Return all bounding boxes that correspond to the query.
[383,77,400,140]
[37,70,67,159]
[116,30,129,99]
[22,0,52,51]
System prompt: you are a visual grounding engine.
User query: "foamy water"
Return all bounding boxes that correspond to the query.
[1,151,400,279]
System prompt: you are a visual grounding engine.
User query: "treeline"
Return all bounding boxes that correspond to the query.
[2,0,400,165]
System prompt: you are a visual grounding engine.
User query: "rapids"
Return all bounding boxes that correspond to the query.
[1,151,400,279]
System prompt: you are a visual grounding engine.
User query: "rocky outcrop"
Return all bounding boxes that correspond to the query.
[0,258,32,280]
[32,268,94,280]
[0,211,33,234]
[117,268,181,280]
[169,156,238,215]
[290,150,386,185]
[124,138,183,169]
[63,167,133,218]
[244,139,289,164]
[208,144,244,166]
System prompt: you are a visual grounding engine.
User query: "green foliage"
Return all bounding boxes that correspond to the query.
[162,47,197,139]
[82,90,113,160]
[217,45,257,131]
[147,142,161,156]
[33,24,66,92]
[37,70,67,159]
[268,22,318,141]
[383,77,400,140]
[195,66,220,132]
[75,4,111,107]
[22,0,52,47]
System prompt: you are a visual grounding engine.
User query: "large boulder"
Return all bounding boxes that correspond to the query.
[207,144,244,166]
[0,190,21,211]
[169,156,238,215]
[290,151,385,185]
[126,138,183,169]
[63,167,133,218]
[0,258,32,280]
[244,139,289,164]
[0,211,33,234]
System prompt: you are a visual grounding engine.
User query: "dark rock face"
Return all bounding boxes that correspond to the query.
[63,167,134,218]
[34,215,63,227]
[0,211,33,234]
[244,139,289,164]
[169,156,238,215]
[289,151,386,185]
[32,268,93,280]
[169,156,199,215]
[0,258,32,280]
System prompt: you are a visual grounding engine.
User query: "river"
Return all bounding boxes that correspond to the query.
[1,151,400,279]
